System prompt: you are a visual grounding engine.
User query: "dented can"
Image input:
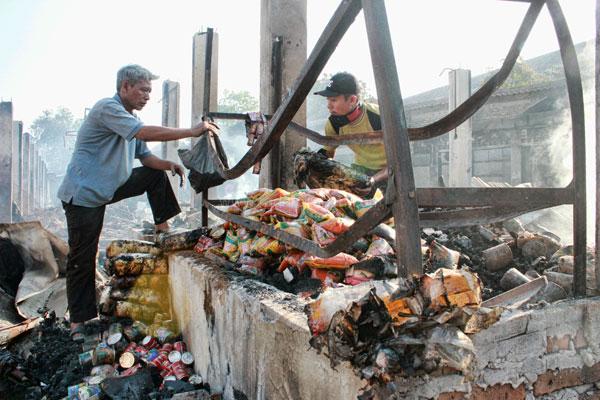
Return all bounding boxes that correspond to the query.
[79,350,94,367]
[181,352,194,366]
[171,361,190,380]
[106,332,128,353]
[108,322,123,336]
[142,335,158,349]
[92,344,115,366]
[67,383,86,398]
[78,385,101,400]
[150,353,170,370]
[168,350,181,363]
[173,341,187,353]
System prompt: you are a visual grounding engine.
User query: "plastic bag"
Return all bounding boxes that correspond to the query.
[311,223,337,246]
[178,131,229,193]
[302,252,358,270]
[301,202,335,224]
[317,217,354,235]
[365,237,394,257]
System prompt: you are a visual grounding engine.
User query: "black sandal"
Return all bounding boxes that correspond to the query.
[70,324,85,343]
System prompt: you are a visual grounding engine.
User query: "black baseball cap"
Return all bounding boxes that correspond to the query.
[314,72,358,97]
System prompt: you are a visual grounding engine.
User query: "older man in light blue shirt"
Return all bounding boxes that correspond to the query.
[59,64,217,341]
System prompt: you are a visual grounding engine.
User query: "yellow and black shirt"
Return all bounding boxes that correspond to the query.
[323,102,387,171]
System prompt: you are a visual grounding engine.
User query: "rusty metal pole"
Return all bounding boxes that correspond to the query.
[362,0,422,277]
[596,0,600,291]
[269,36,283,189]
[547,0,587,297]
[201,28,214,227]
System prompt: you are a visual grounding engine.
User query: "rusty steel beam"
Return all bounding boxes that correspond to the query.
[213,0,362,181]
[416,186,573,208]
[204,197,391,258]
[547,0,587,297]
[270,36,283,189]
[363,0,422,277]
[419,203,559,229]
[596,0,600,292]
[201,28,214,227]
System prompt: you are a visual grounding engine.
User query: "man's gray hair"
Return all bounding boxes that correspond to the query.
[116,64,159,91]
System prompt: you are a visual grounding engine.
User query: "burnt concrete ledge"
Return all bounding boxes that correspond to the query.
[168,251,365,399]
[169,252,600,400]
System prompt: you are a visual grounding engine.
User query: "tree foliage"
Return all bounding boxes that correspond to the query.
[30,107,82,174]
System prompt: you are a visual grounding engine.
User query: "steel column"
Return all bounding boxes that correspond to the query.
[547,0,587,297]
[363,0,421,276]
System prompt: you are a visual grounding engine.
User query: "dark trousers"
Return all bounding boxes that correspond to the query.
[62,166,181,323]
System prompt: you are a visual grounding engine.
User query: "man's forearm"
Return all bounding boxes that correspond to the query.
[140,155,171,170]
[135,126,197,142]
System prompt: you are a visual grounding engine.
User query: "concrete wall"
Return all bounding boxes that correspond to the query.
[169,252,364,400]
[169,253,600,400]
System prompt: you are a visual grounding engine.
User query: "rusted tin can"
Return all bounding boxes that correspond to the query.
[78,350,94,367]
[108,322,123,336]
[92,344,115,366]
[123,326,138,342]
[156,327,175,344]
[142,335,158,349]
[173,341,187,353]
[171,361,190,380]
[482,242,513,271]
[78,384,101,400]
[121,363,142,377]
[168,350,181,363]
[107,332,129,353]
[181,352,194,366]
[67,383,86,398]
[119,351,137,369]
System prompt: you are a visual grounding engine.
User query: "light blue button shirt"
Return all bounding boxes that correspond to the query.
[58,94,151,207]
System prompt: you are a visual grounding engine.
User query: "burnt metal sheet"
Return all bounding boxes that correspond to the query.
[547,0,587,297]
[363,0,422,277]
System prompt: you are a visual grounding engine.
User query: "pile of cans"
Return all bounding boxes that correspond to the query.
[71,321,198,398]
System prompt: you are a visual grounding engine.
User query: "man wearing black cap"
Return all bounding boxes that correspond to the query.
[314,72,387,196]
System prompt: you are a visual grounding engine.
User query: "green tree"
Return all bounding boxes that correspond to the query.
[30,107,82,174]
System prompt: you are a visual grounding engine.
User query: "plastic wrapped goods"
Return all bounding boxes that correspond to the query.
[301,252,358,270]
[107,253,168,276]
[157,228,209,252]
[106,240,162,258]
